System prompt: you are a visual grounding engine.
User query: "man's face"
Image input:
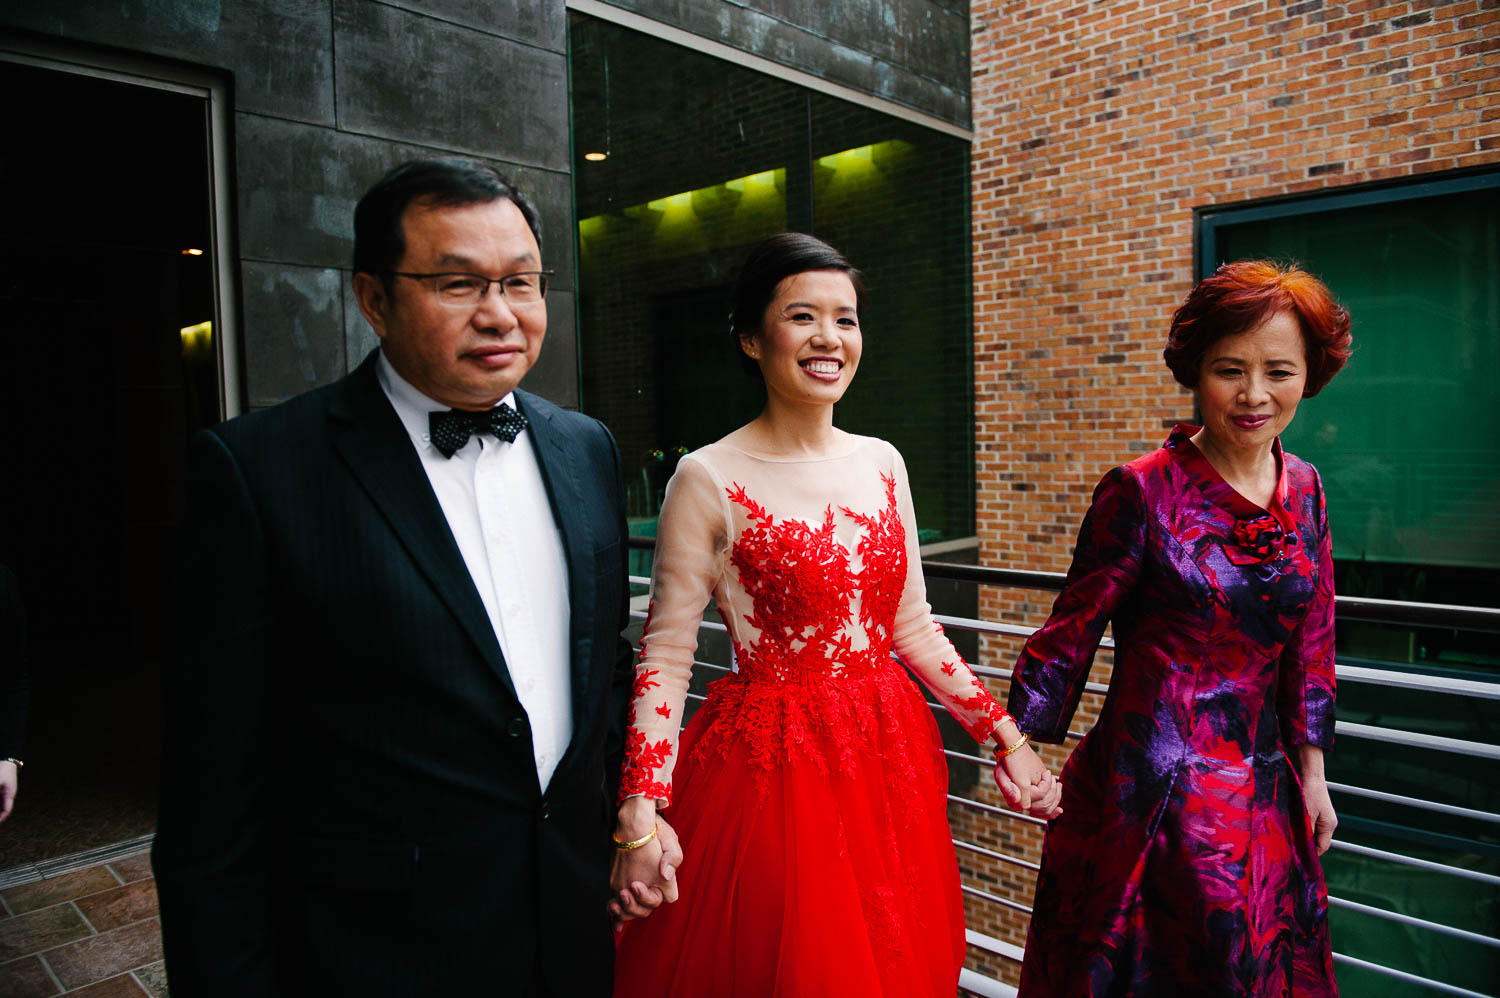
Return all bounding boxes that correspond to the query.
[355,196,546,410]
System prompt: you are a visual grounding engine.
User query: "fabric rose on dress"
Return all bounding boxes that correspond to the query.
[1226,514,1288,566]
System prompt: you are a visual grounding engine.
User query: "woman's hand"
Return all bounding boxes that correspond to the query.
[608,798,682,925]
[1297,744,1337,855]
[992,726,1062,819]
[0,759,17,822]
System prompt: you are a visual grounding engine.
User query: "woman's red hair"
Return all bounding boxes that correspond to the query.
[1164,260,1352,397]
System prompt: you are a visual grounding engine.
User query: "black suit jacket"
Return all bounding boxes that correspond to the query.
[153,351,634,997]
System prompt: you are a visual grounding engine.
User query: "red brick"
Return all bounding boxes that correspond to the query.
[967,0,1490,981]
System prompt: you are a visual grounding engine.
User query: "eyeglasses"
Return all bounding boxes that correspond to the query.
[388,270,553,307]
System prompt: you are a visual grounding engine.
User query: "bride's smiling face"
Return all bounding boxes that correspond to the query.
[743,269,862,407]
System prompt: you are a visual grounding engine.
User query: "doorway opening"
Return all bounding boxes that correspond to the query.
[0,54,228,867]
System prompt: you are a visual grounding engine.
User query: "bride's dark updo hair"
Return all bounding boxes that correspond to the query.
[730,232,864,378]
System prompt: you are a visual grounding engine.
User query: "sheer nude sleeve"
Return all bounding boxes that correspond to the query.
[617,455,728,805]
[887,444,1014,745]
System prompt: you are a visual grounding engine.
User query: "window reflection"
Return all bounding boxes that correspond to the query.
[570,14,975,543]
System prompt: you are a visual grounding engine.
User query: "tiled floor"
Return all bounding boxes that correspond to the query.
[0,850,166,997]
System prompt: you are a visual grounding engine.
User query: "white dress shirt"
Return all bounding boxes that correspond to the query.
[378,354,573,790]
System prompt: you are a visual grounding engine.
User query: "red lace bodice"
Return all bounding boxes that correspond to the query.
[618,437,1012,805]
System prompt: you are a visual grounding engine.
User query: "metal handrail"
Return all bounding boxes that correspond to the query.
[627,536,1500,632]
[623,538,1500,998]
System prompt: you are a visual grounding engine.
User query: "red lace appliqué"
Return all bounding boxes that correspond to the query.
[619,602,674,803]
[953,676,1012,742]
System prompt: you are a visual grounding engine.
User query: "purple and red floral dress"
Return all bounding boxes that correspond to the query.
[1010,425,1338,997]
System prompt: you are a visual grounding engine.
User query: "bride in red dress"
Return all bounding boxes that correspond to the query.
[608,233,1060,996]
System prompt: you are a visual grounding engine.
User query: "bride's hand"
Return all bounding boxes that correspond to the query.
[608,800,682,924]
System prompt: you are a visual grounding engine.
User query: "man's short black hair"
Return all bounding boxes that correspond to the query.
[353,157,543,279]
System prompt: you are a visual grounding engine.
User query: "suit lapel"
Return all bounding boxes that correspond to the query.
[514,390,598,733]
[327,354,516,700]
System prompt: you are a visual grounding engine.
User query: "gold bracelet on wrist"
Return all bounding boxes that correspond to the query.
[612,823,659,851]
[995,733,1029,759]
[1,757,21,768]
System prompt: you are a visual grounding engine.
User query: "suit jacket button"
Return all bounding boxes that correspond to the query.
[507,718,525,738]
[540,802,552,820]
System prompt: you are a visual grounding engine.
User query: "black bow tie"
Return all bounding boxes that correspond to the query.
[429,405,529,457]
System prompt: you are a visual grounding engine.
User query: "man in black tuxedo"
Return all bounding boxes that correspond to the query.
[154,159,672,996]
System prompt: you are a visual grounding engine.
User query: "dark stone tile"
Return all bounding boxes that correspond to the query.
[0,0,335,123]
[234,116,360,270]
[510,167,576,294]
[332,0,570,170]
[74,882,158,934]
[597,0,970,127]
[343,280,381,374]
[0,905,91,962]
[2,868,119,915]
[131,960,168,998]
[521,290,578,409]
[44,919,162,991]
[240,262,347,407]
[0,955,60,998]
[234,115,573,288]
[105,854,152,887]
[380,0,565,51]
[62,973,150,998]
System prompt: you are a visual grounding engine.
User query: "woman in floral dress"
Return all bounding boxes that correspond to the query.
[1011,260,1352,997]
[608,233,1061,996]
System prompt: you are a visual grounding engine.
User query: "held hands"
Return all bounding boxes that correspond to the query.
[992,725,1063,820]
[608,798,683,926]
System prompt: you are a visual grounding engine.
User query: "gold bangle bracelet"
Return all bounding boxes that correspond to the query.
[995,733,1029,759]
[612,823,659,851]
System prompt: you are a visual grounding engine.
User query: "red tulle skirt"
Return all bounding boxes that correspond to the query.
[613,659,967,997]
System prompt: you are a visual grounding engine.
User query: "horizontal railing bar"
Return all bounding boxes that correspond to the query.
[666,608,1497,704]
[629,537,1500,632]
[943,619,1496,701]
[1330,952,1496,998]
[1335,721,1500,761]
[967,664,1110,696]
[920,558,1500,633]
[1328,895,1500,949]
[965,928,1026,963]
[933,613,1114,649]
[1335,664,1500,700]
[958,968,1017,998]
[1330,840,1500,886]
[1326,782,1500,824]
[954,837,1042,873]
[948,793,1048,826]
[922,560,1065,592]
[961,882,1034,916]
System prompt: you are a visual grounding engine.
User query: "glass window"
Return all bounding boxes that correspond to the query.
[569,13,974,545]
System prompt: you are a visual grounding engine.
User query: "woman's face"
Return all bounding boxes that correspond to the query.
[1195,310,1308,456]
[744,269,861,407]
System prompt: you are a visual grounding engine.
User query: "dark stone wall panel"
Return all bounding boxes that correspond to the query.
[241,261,347,407]
[523,290,579,409]
[376,0,565,51]
[597,0,971,128]
[343,281,380,372]
[235,114,574,288]
[1,0,335,123]
[332,0,570,170]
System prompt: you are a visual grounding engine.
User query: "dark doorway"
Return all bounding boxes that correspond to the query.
[0,59,222,866]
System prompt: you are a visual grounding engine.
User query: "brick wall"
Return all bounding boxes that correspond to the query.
[961,0,1499,983]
